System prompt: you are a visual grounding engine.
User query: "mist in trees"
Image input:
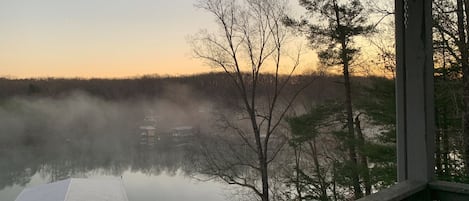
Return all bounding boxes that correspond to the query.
[191,0,314,200]
[283,0,379,199]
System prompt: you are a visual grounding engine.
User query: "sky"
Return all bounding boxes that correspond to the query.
[0,0,221,78]
[0,1,394,78]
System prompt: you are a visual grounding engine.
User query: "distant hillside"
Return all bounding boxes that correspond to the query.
[0,72,382,105]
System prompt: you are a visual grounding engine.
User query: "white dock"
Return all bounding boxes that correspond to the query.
[15,178,129,201]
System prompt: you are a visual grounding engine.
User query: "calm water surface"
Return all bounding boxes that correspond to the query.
[0,139,231,201]
[0,168,228,201]
[0,99,239,201]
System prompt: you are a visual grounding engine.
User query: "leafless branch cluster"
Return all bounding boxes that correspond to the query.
[191,0,314,200]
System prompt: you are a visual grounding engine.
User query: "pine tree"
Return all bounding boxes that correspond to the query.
[284,0,374,198]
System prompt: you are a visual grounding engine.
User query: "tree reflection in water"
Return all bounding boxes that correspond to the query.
[0,133,228,201]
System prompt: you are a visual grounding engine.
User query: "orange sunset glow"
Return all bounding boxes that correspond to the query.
[0,0,319,78]
[0,0,220,78]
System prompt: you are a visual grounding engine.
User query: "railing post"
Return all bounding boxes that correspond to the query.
[395,0,434,183]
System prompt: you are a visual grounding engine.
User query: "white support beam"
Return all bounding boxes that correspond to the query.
[395,0,435,182]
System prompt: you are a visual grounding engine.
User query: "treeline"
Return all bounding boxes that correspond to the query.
[0,72,382,147]
[0,73,373,104]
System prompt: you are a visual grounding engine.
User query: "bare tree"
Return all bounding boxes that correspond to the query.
[432,0,469,177]
[191,0,310,200]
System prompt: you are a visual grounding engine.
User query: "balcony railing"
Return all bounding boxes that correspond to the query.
[356,181,469,201]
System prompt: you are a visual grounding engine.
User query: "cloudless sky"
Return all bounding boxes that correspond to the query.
[0,0,221,78]
[0,0,316,78]
[0,1,393,78]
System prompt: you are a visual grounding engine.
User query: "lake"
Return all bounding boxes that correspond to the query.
[0,97,264,201]
[0,138,232,201]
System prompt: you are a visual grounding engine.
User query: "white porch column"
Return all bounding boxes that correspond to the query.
[395,0,435,182]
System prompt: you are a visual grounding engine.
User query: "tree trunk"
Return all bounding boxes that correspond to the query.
[260,158,269,201]
[464,0,469,174]
[436,107,443,176]
[343,59,362,198]
[308,139,328,201]
[332,0,362,197]
[442,106,450,177]
[436,128,443,176]
[332,162,338,201]
[254,127,269,201]
[456,0,469,176]
[442,126,450,175]
[249,107,270,201]
[355,115,371,195]
[294,146,303,200]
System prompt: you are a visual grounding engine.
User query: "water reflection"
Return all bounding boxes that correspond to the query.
[0,136,229,201]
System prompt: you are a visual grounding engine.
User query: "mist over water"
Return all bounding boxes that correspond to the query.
[0,74,332,201]
[0,89,232,201]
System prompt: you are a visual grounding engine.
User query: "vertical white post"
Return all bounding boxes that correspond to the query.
[395,0,435,182]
